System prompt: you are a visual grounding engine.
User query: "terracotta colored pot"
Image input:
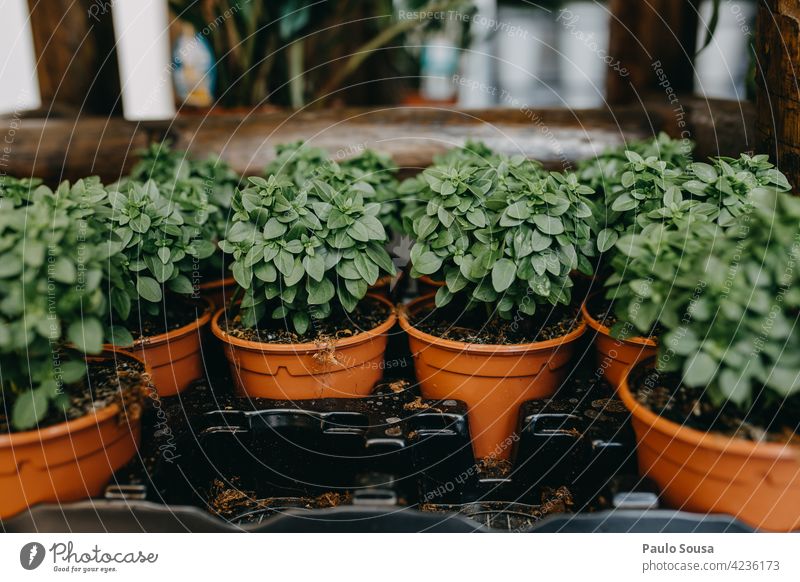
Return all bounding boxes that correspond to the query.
[198,276,237,310]
[0,349,148,519]
[399,295,586,460]
[619,360,800,532]
[125,298,213,397]
[369,272,403,299]
[211,294,397,399]
[417,275,444,295]
[581,298,657,389]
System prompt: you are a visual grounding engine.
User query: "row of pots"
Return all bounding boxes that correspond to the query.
[209,289,800,532]
[2,280,798,531]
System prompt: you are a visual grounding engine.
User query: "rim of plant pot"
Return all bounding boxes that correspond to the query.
[618,358,798,460]
[581,294,657,348]
[210,293,397,354]
[399,294,587,354]
[0,348,150,447]
[197,275,236,294]
[371,271,403,290]
[129,296,214,348]
[417,274,444,288]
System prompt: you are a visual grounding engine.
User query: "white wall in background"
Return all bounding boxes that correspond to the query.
[112,0,176,120]
[694,0,756,100]
[559,1,609,108]
[0,0,41,116]
[457,0,497,108]
[495,4,561,108]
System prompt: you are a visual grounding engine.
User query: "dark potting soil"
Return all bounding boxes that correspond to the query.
[412,302,580,345]
[223,298,391,345]
[588,295,661,339]
[126,297,206,341]
[632,368,800,445]
[0,356,146,433]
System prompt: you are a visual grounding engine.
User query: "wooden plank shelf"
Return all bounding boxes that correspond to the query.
[1,99,753,184]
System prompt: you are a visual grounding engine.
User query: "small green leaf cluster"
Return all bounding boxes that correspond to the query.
[408,151,595,318]
[681,154,791,226]
[265,141,402,237]
[0,175,44,207]
[576,132,693,194]
[0,180,121,430]
[340,149,402,236]
[609,188,800,409]
[594,151,685,252]
[265,140,329,187]
[107,180,214,316]
[129,142,240,274]
[221,173,395,334]
[604,155,792,338]
[397,141,517,235]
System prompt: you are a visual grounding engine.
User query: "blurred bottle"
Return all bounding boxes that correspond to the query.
[421,33,460,102]
[173,23,216,108]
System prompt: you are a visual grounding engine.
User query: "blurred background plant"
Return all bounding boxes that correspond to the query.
[167,0,475,108]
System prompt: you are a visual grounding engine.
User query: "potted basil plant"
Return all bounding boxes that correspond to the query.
[129,141,241,308]
[0,183,148,519]
[212,174,397,399]
[105,179,215,396]
[614,188,800,532]
[399,151,594,460]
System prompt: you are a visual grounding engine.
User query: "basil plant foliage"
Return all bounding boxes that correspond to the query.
[577,133,694,253]
[265,141,402,237]
[408,150,595,319]
[0,175,44,206]
[107,180,215,318]
[604,153,792,334]
[609,185,800,409]
[221,173,396,335]
[0,180,126,430]
[128,141,240,275]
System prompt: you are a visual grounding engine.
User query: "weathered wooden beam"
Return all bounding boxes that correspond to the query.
[1,106,662,183]
[756,0,800,190]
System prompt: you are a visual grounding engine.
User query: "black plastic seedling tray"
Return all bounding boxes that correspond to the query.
[0,292,753,533]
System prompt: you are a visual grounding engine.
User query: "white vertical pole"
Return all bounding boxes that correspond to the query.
[112,0,176,121]
[0,0,42,116]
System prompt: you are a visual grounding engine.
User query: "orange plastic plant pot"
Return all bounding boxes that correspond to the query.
[619,361,800,532]
[369,273,403,300]
[198,276,237,310]
[126,298,213,397]
[211,294,397,399]
[581,300,657,389]
[417,275,445,296]
[0,349,147,519]
[399,295,586,460]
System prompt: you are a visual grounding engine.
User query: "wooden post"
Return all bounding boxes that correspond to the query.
[756,0,800,190]
[27,0,120,115]
[606,0,700,105]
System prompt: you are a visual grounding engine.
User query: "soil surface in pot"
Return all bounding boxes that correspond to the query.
[411,302,579,344]
[126,297,205,340]
[0,356,145,433]
[589,295,661,339]
[223,298,391,344]
[632,368,800,445]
